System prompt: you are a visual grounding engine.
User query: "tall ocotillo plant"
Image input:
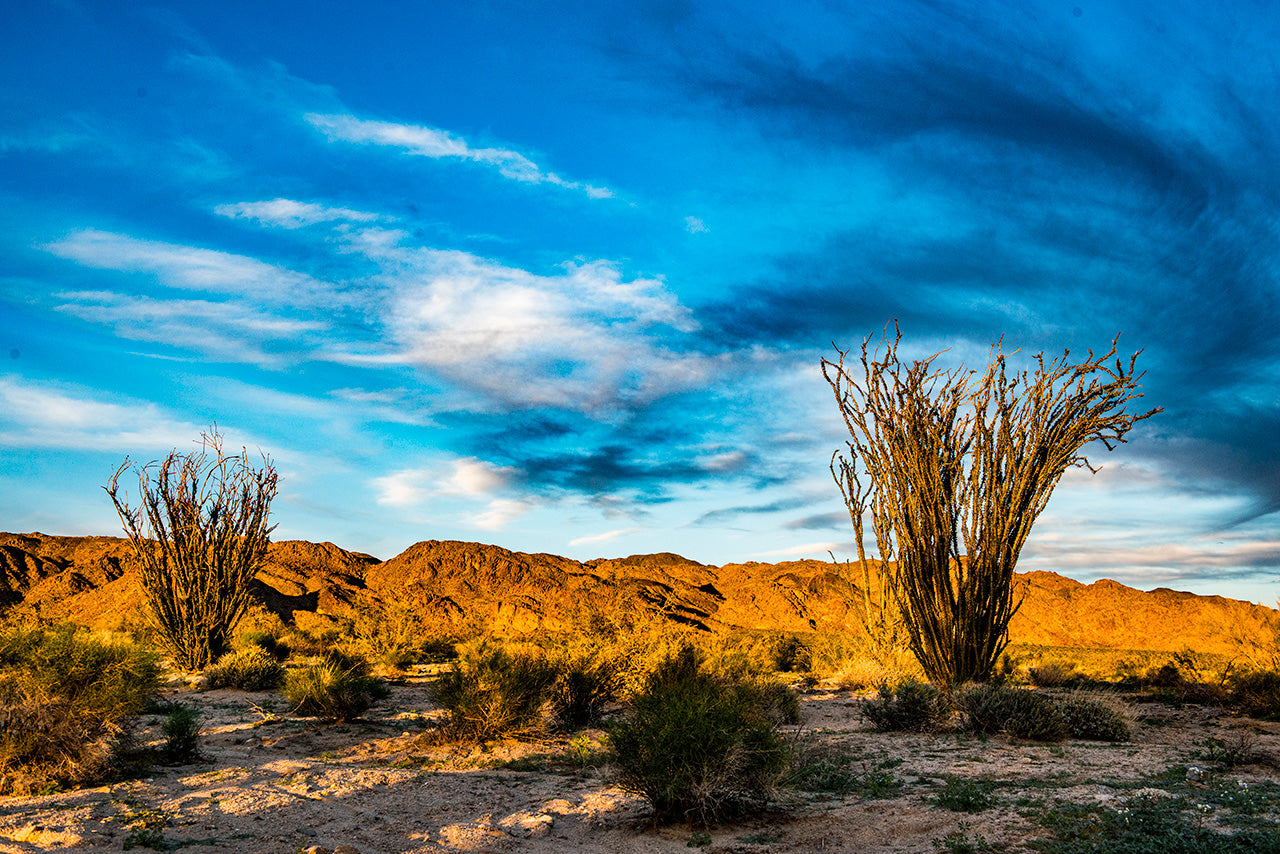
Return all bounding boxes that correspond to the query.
[822,327,1159,684]
[105,430,278,670]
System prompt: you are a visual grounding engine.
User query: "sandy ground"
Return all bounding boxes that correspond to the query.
[2,672,1279,854]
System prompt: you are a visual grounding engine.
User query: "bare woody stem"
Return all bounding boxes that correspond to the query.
[822,325,1160,684]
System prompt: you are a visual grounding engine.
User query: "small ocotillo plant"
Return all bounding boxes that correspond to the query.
[106,429,278,671]
[823,326,1158,684]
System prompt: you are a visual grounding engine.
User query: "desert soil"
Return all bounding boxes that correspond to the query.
[2,672,1278,854]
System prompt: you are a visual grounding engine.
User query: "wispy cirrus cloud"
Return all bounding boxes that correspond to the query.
[0,374,209,452]
[41,229,339,306]
[214,199,379,229]
[568,527,641,547]
[53,290,328,366]
[305,113,613,199]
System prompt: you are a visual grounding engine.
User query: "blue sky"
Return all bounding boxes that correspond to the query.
[3,1,1278,602]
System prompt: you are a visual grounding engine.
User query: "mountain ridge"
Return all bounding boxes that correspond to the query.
[0,531,1272,656]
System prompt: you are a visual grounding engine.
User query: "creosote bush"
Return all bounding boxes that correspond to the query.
[610,645,792,826]
[862,679,951,732]
[205,646,285,691]
[429,642,558,742]
[283,650,388,722]
[1230,670,1280,720]
[0,624,158,794]
[159,704,202,764]
[1057,695,1130,742]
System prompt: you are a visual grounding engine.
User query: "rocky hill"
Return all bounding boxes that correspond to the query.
[0,532,1273,656]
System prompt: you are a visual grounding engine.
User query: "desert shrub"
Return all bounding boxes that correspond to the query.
[773,635,810,672]
[283,650,389,722]
[550,654,620,729]
[205,647,284,691]
[862,679,951,732]
[0,624,158,794]
[1230,670,1280,720]
[1028,662,1080,687]
[1147,662,1185,689]
[610,645,791,826]
[935,777,998,812]
[957,681,1023,734]
[234,629,289,662]
[1058,695,1130,741]
[1003,690,1067,742]
[159,704,202,764]
[430,643,558,742]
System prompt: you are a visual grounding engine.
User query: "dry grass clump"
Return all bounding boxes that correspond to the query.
[0,624,158,794]
[283,649,389,722]
[610,645,792,826]
[205,646,284,691]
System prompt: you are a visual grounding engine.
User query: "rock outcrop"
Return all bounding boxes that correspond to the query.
[0,531,1273,656]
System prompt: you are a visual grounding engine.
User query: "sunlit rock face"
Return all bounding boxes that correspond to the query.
[1,531,1273,656]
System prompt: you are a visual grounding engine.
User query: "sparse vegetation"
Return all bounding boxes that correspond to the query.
[0,624,158,794]
[610,645,791,826]
[429,641,558,742]
[861,679,951,732]
[158,704,202,764]
[105,429,279,670]
[283,649,389,722]
[205,646,285,691]
[824,327,1158,684]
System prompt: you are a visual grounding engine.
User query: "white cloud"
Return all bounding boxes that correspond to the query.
[474,498,532,530]
[371,469,433,507]
[42,229,339,307]
[751,541,850,560]
[215,199,379,229]
[684,216,709,234]
[446,457,512,496]
[568,527,640,547]
[0,375,209,452]
[372,457,513,507]
[305,113,613,199]
[53,290,327,366]
[324,242,711,414]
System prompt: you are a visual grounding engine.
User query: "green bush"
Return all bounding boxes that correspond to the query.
[1058,695,1129,742]
[610,645,791,826]
[1230,669,1280,720]
[206,647,285,691]
[862,679,951,732]
[957,681,1021,735]
[1004,690,1067,742]
[159,704,202,764]
[935,777,997,812]
[430,643,558,742]
[283,650,389,722]
[235,629,289,662]
[550,654,620,729]
[1028,663,1079,687]
[0,624,159,794]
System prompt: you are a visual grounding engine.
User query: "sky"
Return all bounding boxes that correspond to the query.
[2,1,1279,603]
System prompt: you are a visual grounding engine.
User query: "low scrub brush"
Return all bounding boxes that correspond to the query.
[1230,670,1280,720]
[610,645,791,826]
[862,680,951,732]
[430,643,558,742]
[0,624,158,794]
[206,647,284,691]
[551,654,620,729]
[283,650,389,722]
[1057,695,1130,742]
[1003,690,1067,742]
